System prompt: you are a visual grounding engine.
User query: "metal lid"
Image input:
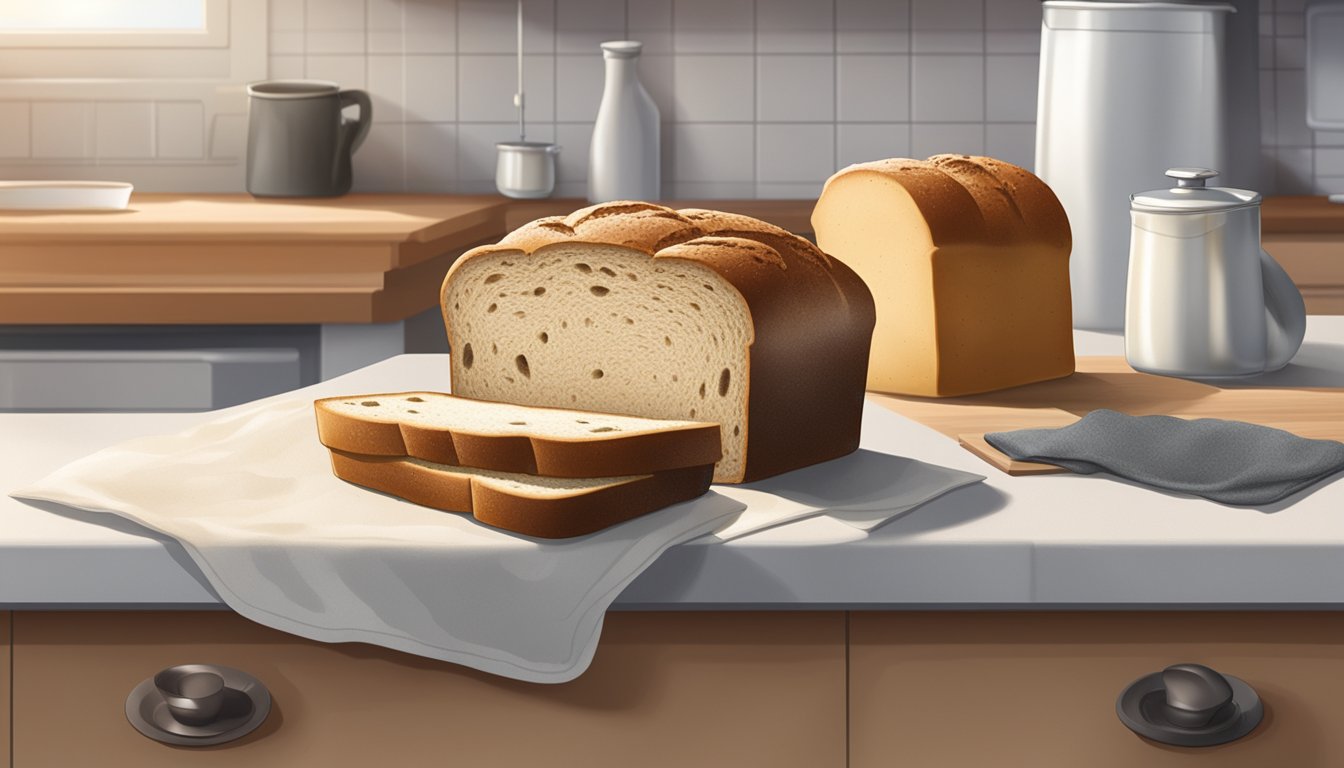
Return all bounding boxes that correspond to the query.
[496,141,561,153]
[1130,168,1261,213]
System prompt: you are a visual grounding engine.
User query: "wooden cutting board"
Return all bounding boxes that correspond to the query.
[869,356,1344,475]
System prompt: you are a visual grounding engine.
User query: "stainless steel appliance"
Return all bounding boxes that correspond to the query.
[1036,1,1256,331]
[1124,168,1306,378]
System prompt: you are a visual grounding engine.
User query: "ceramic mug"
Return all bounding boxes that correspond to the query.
[246,80,372,197]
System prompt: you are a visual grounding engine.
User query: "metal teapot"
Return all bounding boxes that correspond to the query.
[1125,168,1307,378]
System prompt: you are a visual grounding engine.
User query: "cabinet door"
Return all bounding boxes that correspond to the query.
[14,610,845,768]
[850,612,1344,768]
[1,611,9,768]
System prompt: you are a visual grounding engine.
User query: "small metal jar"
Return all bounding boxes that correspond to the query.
[1124,168,1306,378]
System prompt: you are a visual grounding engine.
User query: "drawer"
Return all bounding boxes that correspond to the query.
[0,349,301,411]
[12,610,845,768]
[2,611,9,768]
[850,611,1344,768]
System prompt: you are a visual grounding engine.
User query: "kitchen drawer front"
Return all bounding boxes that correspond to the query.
[0,349,300,411]
[13,611,845,768]
[2,611,10,768]
[850,611,1344,768]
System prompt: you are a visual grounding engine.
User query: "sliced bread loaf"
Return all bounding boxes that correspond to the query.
[440,202,877,484]
[326,449,715,538]
[314,391,721,477]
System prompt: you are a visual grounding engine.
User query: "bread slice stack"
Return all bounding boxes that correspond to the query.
[314,392,721,538]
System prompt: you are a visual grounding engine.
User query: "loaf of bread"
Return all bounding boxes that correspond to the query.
[811,155,1075,397]
[315,391,721,477]
[440,202,877,483]
[327,449,714,539]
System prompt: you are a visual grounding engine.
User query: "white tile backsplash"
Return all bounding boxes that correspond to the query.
[912,55,983,122]
[458,0,555,55]
[458,55,552,123]
[756,123,834,182]
[96,102,155,160]
[555,0,627,54]
[403,0,456,54]
[837,55,909,122]
[837,122,911,167]
[556,54,605,122]
[757,56,834,122]
[673,123,754,181]
[367,0,406,53]
[986,0,1040,31]
[985,121,1034,169]
[354,124,408,191]
[756,0,835,54]
[304,55,369,89]
[674,55,755,121]
[0,102,30,158]
[32,102,94,159]
[554,122,595,185]
[674,0,754,54]
[155,102,205,160]
[837,0,909,54]
[407,122,459,189]
[911,122,983,157]
[405,54,457,122]
[305,0,367,54]
[985,54,1036,122]
[1,0,1324,198]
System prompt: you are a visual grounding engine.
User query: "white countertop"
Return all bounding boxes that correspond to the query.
[5,318,1344,609]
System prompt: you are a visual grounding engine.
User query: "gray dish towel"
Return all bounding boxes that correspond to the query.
[985,409,1344,506]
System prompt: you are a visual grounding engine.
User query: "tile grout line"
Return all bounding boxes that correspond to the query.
[832,0,838,173]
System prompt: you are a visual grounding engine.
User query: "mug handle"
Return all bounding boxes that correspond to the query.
[337,89,373,154]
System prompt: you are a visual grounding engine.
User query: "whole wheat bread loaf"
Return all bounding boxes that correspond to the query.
[440,202,876,483]
[315,391,721,477]
[327,449,714,538]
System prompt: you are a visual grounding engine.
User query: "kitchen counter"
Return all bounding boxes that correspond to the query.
[7,194,1335,327]
[4,317,1344,609]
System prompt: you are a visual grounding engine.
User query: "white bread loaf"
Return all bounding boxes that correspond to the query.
[440,201,877,483]
[811,155,1075,397]
[314,391,721,477]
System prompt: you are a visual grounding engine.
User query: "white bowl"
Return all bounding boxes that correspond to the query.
[0,181,134,211]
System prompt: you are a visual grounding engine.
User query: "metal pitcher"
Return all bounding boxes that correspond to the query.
[1125,168,1307,378]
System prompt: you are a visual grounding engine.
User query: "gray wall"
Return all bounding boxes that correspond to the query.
[0,0,1337,198]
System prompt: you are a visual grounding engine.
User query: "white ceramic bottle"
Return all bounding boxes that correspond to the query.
[588,41,660,203]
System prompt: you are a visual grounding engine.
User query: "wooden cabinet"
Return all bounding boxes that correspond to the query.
[850,612,1344,768]
[2,611,9,768]
[10,611,845,768]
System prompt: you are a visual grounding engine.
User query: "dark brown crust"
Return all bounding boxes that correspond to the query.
[314,392,722,478]
[327,450,715,539]
[441,201,877,483]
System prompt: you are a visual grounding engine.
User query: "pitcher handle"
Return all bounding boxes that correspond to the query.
[1259,248,1307,372]
[337,89,373,155]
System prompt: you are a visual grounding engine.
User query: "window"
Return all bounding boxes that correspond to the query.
[0,0,262,80]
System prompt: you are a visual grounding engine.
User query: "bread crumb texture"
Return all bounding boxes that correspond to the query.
[442,201,877,483]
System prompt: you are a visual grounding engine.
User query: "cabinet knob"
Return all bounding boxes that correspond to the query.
[1116,662,1263,747]
[126,663,272,747]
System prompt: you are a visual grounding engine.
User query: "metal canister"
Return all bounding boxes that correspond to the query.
[1124,168,1305,378]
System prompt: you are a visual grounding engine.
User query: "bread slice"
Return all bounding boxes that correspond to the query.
[812,154,1075,397]
[315,392,721,478]
[326,449,714,538]
[440,202,876,484]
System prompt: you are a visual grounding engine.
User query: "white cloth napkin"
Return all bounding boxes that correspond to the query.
[9,393,983,682]
[708,402,986,540]
[11,398,743,684]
